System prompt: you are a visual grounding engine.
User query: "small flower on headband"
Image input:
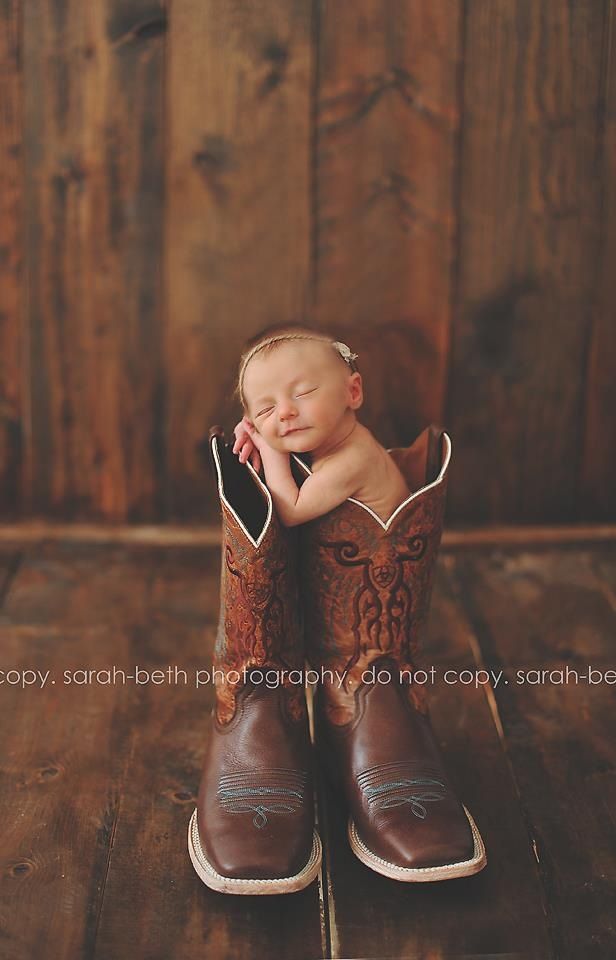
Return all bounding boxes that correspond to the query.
[332,341,359,364]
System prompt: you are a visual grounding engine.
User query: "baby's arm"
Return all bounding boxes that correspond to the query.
[259,444,364,527]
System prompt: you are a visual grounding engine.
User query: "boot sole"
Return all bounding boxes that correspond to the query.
[348,804,487,882]
[187,808,322,895]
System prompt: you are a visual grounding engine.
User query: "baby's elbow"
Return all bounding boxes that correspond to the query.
[281,513,302,528]
[275,508,299,528]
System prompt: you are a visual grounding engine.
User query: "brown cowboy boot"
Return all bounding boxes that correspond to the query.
[292,425,487,882]
[187,426,322,894]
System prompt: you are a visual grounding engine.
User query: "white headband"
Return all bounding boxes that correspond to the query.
[238,333,359,407]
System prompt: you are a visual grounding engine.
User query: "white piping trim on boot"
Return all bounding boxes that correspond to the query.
[290,432,452,532]
[210,434,273,549]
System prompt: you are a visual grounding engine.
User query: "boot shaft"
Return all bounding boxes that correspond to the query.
[293,425,451,723]
[209,428,305,724]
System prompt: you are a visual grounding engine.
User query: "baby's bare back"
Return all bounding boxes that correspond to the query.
[311,423,411,523]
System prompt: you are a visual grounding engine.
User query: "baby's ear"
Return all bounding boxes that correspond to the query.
[349,371,363,408]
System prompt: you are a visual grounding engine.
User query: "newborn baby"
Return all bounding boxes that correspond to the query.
[231,329,411,526]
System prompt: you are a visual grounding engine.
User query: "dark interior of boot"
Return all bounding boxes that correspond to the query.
[211,435,269,542]
[290,451,311,486]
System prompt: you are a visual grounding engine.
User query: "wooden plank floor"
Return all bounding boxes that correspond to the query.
[0,536,614,960]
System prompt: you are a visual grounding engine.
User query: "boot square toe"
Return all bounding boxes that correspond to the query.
[188,808,322,894]
[348,804,487,881]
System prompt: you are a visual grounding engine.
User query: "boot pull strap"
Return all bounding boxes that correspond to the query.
[425,425,445,485]
[207,424,225,477]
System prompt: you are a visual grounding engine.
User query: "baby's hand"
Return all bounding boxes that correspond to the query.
[232,416,262,473]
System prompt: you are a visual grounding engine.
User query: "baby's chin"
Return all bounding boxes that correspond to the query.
[279,429,317,453]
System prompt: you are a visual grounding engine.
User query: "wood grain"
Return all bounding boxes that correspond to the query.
[1,2,615,524]
[582,0,616,520]
[313,0,460,446]
[22,0,166,521]
[452,544,616,958]
[164,0,313,521]
[447,0,608,524]
[0,1,23,520]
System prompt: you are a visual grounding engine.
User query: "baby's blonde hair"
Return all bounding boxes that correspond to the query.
[235,324,359,409]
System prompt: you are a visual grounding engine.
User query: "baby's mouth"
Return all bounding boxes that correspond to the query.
[282,427,309,437]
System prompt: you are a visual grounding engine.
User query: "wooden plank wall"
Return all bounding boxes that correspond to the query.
[0,0,614,527]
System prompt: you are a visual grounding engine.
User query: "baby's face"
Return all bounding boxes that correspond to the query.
[243,341,361,453]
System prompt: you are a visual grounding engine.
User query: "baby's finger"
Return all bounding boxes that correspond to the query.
[250,449,262,474]
[238,439,253,463]
[232,427,249,453]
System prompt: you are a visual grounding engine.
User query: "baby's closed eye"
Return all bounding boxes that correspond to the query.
[256,386,318,418]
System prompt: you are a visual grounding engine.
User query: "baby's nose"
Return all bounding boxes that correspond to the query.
[278,401,298,420]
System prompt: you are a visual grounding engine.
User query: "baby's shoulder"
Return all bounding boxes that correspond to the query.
[311,424,380,478]
[312,441,363,476]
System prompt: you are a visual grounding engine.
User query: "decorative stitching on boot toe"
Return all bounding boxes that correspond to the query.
[218,768,308,829]
[357,762,447,819]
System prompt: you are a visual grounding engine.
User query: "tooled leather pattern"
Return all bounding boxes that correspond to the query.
[215,507,305,725]
[301,482,447,723]
[316,534,427,673]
